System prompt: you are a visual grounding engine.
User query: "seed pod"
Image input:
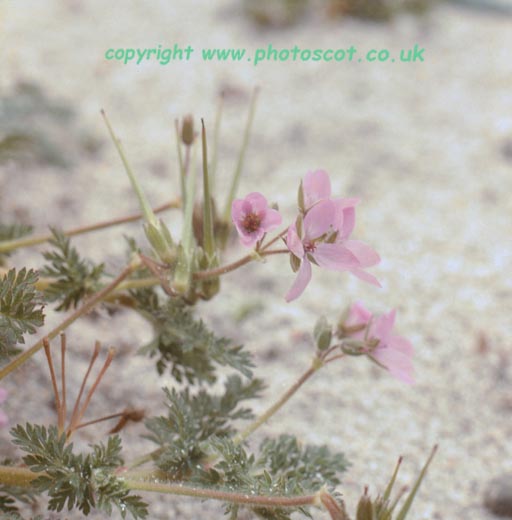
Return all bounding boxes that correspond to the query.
[181,114,195,145]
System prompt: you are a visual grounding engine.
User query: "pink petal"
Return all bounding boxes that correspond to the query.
[303,170,331,208]
[261,208,282,231]
[239,228,264,247]
[314,242,360,271]
[346,302,372,328]
[370,310,396,344]
[333,200,358,239]
[388,335,414,356]
[286,224,304,258]
[231,199,246,221]
[303,199,336,239]
[0,388,7,403]
[244,192,268,213]
[343,240,380,267]
[285,258,312,302]
[334,197,360,209]
[349,268,382,287]
[372,348,414,384]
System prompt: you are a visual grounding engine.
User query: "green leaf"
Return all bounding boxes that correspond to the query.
[194,434,349,520]
[142,298,255,384]
[41,228,104,311]
[10,424,147,519]
[0,268,45,357]
[145,376,264,476]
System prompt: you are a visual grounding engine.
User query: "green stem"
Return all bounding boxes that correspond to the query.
[0,260,140,381]
[234,358,322,445]
[0,201,179,255]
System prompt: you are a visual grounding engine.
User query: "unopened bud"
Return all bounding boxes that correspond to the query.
[356,488,374,520]
[181,114,195,146]
[314,316,332,351]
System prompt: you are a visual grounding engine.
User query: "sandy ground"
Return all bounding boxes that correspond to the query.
[1,1,512,519]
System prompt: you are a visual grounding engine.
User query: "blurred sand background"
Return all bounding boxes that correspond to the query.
[1,1,511,518]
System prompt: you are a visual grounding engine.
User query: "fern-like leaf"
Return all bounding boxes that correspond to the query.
[0,268,45,357]
[145,376,264,476]
[141,298,254,384]
[41,228,104,311]
[10,424,147,519]
[194,434,349,520]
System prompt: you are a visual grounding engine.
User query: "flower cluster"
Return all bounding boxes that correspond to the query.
[232,170,380,302]
[231,170,413,385]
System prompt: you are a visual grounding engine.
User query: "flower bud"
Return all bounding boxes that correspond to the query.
[356,489,374,520]
[181,114,195,146]
[314,316,332,351]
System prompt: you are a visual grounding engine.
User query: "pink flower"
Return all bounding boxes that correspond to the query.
[285,171,380,302]
[232,192,282,248]
[345,303,414,384]
[0,388,8,428]
[302,169,332,209]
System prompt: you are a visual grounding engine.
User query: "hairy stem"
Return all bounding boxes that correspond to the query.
[124,478,317,508]
[0,465,344,519]
[0,260,140,381]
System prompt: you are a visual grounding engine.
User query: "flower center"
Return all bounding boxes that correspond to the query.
[304,240,316,253]
[242,212,261,233]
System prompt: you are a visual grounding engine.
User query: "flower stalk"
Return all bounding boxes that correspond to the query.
[234,358,323,445]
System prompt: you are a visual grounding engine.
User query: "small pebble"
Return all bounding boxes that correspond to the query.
[484,474,512,517]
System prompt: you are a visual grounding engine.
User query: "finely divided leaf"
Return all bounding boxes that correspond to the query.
[0,268,45,356]
[41,228,104,311]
